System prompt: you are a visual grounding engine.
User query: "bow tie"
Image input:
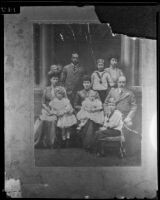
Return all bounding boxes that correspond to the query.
[73,65,78,71]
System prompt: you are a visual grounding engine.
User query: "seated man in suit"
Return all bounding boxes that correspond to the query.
[93,75,137,156]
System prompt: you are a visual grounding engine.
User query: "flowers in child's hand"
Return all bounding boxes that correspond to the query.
[124,117,132,126]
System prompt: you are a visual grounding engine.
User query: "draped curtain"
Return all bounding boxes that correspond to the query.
[33,24,55,88]
[121,35,142,87]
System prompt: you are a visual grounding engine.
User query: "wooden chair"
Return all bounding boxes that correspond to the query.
[95,127,126,158]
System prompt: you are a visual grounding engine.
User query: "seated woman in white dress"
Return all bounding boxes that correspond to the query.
[49,86,77,147]
[76,90,104,130]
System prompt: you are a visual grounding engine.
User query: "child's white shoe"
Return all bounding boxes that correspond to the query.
[66,131,70,139]
[62,135,66,140]
[76,126,81,131]
[99,126,107,131]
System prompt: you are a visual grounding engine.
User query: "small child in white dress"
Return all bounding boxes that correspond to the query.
[76,90,104,130]
[49,86,77,141]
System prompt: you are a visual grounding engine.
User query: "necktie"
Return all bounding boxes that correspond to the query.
[119,88,123,95]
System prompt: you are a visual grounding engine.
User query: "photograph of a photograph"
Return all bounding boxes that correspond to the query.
[4,5,157,198]
[33,24,142,166]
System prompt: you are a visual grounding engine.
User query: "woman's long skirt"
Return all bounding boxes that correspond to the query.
[34,118,57,148]
[80,119,100,151]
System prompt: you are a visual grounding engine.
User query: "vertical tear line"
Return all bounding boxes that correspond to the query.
[87,23,96,67]
[84,27,88,41]
[68,24,76,41]
[106,23,112,35]
[59,33,64,42]
[105,23,117,37]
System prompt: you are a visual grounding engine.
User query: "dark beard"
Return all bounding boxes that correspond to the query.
[84,87,90,91]
[98,68,104,72]
[72,61,79,66]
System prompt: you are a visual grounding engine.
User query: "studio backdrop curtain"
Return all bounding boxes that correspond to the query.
[121,35,142,86]
[34,24,56,88]
[33,24,142,89]
[33,23,123,89]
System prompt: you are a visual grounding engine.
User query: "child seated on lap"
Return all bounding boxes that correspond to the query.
[76,90,104,130]
[100,97,123,131]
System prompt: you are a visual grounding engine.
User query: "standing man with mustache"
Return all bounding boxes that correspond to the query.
[61,52,85,105]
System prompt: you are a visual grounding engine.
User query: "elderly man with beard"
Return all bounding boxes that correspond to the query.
[92,75,137,156]
[104,75,137,125]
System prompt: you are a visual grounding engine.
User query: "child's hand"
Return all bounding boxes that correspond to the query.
[57,111,64,117]
[99,126,107,131]
[56,111,61,116]
[67,108,74,114]
[124,117,132,126]
[50,110,57,116]
[42,104,50,113]
[89,108,94,113]
[92,107,97,112]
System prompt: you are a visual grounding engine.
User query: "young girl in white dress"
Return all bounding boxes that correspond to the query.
[49,86,77,142]
[76,90,104,130]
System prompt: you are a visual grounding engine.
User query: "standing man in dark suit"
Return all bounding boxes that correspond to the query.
[60,52,85,105]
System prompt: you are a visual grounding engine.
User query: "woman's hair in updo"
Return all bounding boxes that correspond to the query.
[108,54,119,62]
[82,75,91,83]
[48,71,60,79]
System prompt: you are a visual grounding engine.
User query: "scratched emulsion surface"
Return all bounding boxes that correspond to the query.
[4,7,157,198]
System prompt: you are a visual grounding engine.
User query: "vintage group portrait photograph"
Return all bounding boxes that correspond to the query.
[33,23,142,167]
[4,5,157,198]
